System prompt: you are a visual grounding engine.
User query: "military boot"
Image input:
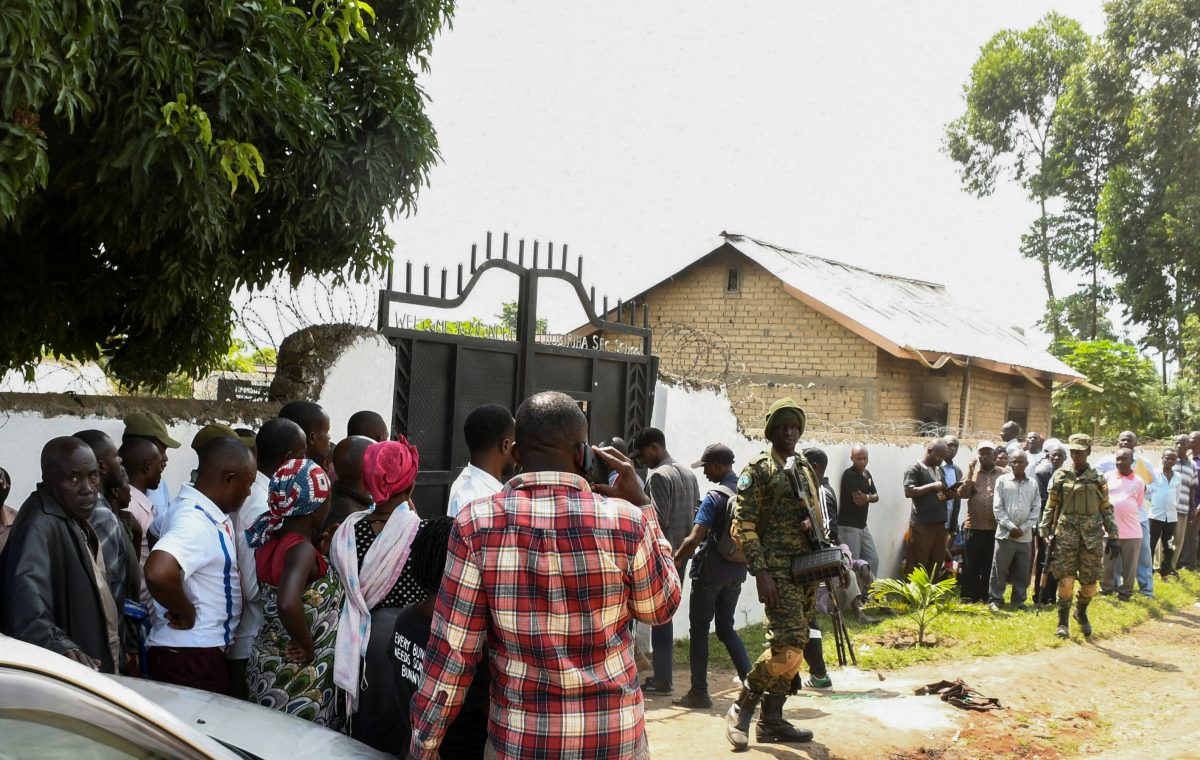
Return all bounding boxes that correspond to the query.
[725,686,760,751]
[755,693,814,744]
[1074,597,1094,637]
[1055,599,1070,638]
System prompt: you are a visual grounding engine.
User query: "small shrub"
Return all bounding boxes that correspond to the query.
[870,566,959,646]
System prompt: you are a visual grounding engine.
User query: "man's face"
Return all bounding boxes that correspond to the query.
[927,442,947,465]
[96,443,124,491]
[636,442,665,469]
[1010,451,1028,478]
[309,414,332,463]
[1049,448,1067,469]
[0,470,10,505]
[1165,450,1179,472]
[1070,448,1090,470]
[768,423,801,457]
[943,437,960,460]
[1115,449,1134,476]
[154,440,170,470]
[218,467,258,514]
[850,448,869,472]
[1190,432,1200,457]
[109,472,132,511]
[702,461,724,484]
[145,448,166,491]
[51,447,100,519]
[1176,434,1190,460]
[1118,431,1138,450]
[1002,423,1019,441]
[1025,433,1042,452]
[977,448,996,470]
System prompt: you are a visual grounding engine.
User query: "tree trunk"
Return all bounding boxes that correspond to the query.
[1039,196,1058,342]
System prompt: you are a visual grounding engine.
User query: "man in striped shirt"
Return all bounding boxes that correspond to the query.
[409,392,681,760]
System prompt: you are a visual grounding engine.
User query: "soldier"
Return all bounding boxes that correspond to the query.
[726,398,824,749]
[1039,434,1118,638]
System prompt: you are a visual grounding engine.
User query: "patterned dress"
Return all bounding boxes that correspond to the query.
[247,533,344,728]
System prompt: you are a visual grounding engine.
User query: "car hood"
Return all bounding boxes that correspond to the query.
[116,676,391,759]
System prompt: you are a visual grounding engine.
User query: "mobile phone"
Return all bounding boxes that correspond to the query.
[583,445,609,485]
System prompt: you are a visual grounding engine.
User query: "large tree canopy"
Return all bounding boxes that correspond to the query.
[0,0,453,388]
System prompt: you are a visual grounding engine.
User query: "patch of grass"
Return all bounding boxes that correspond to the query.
[674,570,1200,671]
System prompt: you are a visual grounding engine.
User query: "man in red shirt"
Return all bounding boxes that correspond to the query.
[409,392,681,759]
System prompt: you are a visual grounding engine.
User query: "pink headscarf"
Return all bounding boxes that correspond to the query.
[361,436,420,504]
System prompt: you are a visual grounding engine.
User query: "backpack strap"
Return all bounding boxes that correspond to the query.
[709,485,736,499]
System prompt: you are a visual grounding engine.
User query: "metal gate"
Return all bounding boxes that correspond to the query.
[377,233,657,517]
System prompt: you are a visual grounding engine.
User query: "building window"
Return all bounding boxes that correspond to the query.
[1006,407,1028,433]
[920,403,949,435]
[725,268,741,295]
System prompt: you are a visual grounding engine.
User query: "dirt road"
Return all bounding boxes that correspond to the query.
[645,604,1200,759]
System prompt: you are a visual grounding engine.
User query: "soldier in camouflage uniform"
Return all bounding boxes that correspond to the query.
[1039,433,1117,638]
[725,398,825,750]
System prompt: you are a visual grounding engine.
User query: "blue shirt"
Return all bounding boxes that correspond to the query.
[692,473,748,585]
[1148,470,1180,523]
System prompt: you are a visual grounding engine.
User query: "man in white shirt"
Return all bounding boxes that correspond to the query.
[226,418,307,698]
[144,437,256,695]
[118,438,164,607]
[123,412,181,536]
[447,404,516,517]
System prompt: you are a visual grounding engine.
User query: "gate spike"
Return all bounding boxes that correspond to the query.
[577,255,583,280]
[642,302,649,328]
[547,242,554,270]
[603,296,609,318]
[590,286,596,311]
[617,299,624,323]
[470,244,477,273]
[440,267,448,299]
[486,231,493,260]
[561,245,568,270]
[405,261,412,293]
[457,264,464,294]
[423,264,430,296]
[532,241,540,269]
[518,239,525,267]
[502,232,509,261]
[387,261,394,291]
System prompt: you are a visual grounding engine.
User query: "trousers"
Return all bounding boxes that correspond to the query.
[961,529,995,602]
[687,578,752,692]
[839,525,879,579]
[746,577,815,695]
[988,539,1031,606]
[1101,537,1141,597]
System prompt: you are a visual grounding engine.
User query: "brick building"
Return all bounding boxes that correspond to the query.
[582,233,1087,437]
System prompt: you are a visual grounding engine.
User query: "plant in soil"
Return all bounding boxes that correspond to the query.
[870,567,959,647]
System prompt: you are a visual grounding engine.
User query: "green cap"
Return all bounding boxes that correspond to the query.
[1067,433,1092,451]
[191,423,239,453]
[764,397,806,438]
[123,411,181,449]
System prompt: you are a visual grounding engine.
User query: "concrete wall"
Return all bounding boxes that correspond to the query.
[653,381,988,638]
[315,331,396,440]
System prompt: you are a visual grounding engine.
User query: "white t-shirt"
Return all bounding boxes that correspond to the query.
[147,485,242,649]
[228,471,270,660]
[447,463,503,516]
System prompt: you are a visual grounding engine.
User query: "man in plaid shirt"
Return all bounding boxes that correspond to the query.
[409,392,681,759]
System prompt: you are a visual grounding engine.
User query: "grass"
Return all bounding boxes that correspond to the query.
[674,569,1200,671]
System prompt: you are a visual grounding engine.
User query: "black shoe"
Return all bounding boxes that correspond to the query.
[755,693,814,744]
[641,677,672,695]
[1074,598,1093,637]
[672,690,712,709]
[726,686,760,751]
[1055,599,1070,638]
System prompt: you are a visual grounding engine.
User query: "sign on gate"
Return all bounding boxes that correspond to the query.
[377,233,658,517]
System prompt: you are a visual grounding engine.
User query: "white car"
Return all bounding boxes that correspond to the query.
[0,636,391,759]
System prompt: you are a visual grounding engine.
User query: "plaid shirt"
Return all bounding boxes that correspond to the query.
[409,471,681,759]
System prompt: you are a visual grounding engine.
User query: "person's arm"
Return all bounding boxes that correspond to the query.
[731,463,782,608]
[903,467,943,499]
[629,504,683,625]
[646,470,672,531]
[993,481,1016,533]
[1,522,100,669]
[277,542,318,661]
[1021,481,1042,533]
[674,522,709,570]
[144,550,196,630]
[408,523,488,759]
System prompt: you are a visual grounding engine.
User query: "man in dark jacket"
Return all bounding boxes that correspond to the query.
[0,437,120,672]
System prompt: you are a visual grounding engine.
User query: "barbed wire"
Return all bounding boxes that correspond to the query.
[236,270,381,353]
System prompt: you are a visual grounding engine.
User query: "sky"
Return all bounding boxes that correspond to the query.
[369,1,1113,340]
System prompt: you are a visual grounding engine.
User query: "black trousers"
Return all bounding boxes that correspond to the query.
[1149,518,1175,577]
[961,529,995,602]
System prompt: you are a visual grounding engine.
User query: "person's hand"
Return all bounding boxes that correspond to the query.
[967,459,977,479]
[165,603,196,630]
[591,446,649,505]
[932,480,947,493]
[853,491,870,508]
[756,571,780,609]
[1009,527,1023,539]
[1105,538,1121,560]
[799,517,812,533]
[63,648,101,671]
[285,640,315,663]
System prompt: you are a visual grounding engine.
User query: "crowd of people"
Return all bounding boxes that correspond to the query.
[2,393,1198,757]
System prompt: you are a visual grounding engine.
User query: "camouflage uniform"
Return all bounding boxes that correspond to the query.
[732,448,822,695]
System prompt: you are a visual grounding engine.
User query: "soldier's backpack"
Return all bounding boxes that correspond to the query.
[711,485,746,563]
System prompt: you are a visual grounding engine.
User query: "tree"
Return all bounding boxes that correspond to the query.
[0,0,454,389]
[499,301,548,336]
[1052,339,1161,439]
[1094,0,1200,368]
[870,566,959,647]
[944,13,1090,310]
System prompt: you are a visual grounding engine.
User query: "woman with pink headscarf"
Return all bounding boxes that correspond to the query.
[330,437,422,714]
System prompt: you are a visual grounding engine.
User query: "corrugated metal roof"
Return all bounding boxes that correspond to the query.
[720,233,1083,381]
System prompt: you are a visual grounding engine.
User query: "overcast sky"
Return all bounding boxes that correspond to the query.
[373,1,1117,343]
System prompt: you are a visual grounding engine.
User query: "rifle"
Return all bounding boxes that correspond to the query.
[1036,488,1064,613]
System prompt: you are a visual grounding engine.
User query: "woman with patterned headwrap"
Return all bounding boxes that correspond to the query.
[330,436,422,716]
[244,458,343,728]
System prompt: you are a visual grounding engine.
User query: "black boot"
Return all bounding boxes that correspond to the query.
[755,693,814,744]
[1074,597,1093,637]
[1055,599,1070,638]
[725,686,760,751]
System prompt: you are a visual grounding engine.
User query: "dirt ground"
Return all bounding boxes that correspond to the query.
[645,604,1200,759]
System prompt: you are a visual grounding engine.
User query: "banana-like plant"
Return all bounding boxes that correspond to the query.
[870,567,959,646]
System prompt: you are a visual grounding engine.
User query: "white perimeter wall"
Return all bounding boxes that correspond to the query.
[315,332,396,439]
[654,381,985,638]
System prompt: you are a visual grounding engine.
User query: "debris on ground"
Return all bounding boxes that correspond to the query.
[915,679,1003,711]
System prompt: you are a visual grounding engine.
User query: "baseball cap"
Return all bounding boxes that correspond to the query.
[975,440,997,452]
[191,423,239,453]
[1068,433,1093,451]
[123,411,181,449]
[692,443,735,469]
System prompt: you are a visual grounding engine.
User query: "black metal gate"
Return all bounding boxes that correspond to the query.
[377,233,657,518]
